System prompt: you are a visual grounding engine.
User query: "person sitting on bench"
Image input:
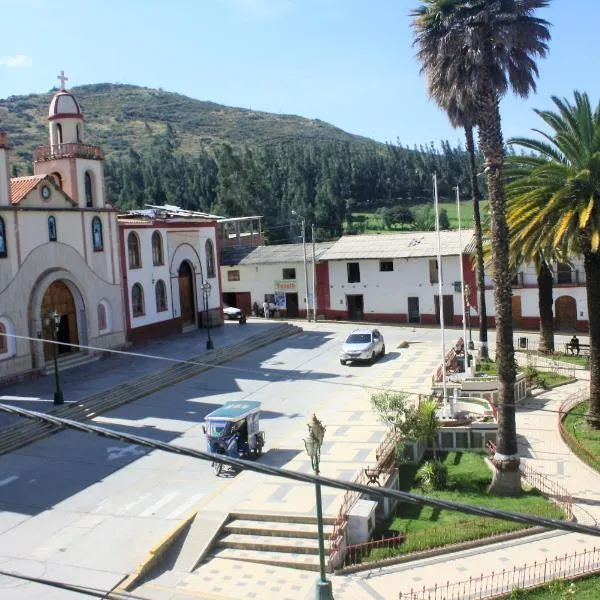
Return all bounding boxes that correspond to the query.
[569,334,580,355]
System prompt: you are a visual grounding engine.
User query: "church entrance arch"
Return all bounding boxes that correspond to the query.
[41,280,80,361]
[555,295,577,331]
[178,261,196,327]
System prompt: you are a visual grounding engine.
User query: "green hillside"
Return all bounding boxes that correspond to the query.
[0,83,380,168]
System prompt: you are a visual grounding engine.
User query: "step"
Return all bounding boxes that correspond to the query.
[228,512,337,526]
[224,518,334,539]
[218,533,320,555]
[43,353,101,375]
[211,547,321,572]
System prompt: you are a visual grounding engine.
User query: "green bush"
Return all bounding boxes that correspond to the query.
[416,460,448,491]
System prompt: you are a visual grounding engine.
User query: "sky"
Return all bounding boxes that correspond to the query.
[0,0,597,148]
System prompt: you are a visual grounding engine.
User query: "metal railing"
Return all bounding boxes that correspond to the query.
[520,462,573,520]
[398,546,600,599]
[343,533,405,567]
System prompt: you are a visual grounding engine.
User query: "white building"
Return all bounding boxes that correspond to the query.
[220,243,334,318]
[320,231,474,324]
[118,205,223,343]
[0,80,125,383]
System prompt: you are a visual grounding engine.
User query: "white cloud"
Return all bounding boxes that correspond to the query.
[0,54,33,68]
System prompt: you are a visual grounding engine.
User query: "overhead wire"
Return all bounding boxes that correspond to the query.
[0,402,599,539]
[0,331,593,416]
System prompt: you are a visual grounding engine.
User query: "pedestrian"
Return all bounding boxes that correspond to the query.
[569,334,580,356]
[263,300,269,318]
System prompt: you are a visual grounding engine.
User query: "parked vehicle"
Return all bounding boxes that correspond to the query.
[204,401,265,475]
[223,305,242,320]
[339,328,385,365]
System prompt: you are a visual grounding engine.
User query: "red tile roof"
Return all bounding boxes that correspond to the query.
[10,175,46,205]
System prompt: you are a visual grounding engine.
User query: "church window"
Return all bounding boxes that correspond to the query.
[85,172,93,207]
[48,216,57,241]
[76,124,82,143]
[128,232,141,268]
[0,217,6,258]
[98,303,107,331]
[132,283,145,317]
[56,123,63,145]
[152,231,164,265]
[205,239,215,278]
[0,323,6,354]
[155,280,168,312]
[92,217,104,251]
[50,172,63,189]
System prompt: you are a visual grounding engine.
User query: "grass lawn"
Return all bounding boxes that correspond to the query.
[562,401,600,471]
[476,359,573,389]
[498,574,600,598]
[546,352,589,368]
[367,452,563,560]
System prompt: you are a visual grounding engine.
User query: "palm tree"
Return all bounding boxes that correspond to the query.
[506,92,600,427]
[426,78,489,359]
[411,0,551,495]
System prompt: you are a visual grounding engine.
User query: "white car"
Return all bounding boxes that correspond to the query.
[339,328,385,365]
[223,306,242,320]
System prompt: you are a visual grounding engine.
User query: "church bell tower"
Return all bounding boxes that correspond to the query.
[33,71,106,208]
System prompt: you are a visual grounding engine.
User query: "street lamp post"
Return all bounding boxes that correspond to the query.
[304,414,333,600]
[201,281,214,350]
[292,210,310,322]
[45,310,64,405]
[464,284,475,352]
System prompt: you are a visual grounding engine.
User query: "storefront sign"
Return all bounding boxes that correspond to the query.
[274,280,297,292]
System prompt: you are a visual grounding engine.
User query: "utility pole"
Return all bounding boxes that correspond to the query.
[312,224,317,322]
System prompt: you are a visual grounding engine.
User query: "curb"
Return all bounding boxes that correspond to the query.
[118,512,198,592]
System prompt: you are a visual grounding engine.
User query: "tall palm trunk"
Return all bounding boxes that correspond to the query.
[584,251,600,428]
[464,125,489,359]
[477,88,520,496]
[537,261,554,353]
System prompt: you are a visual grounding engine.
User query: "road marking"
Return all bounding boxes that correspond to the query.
[123,493,152,512]
[166,493,206,519]
[0,476,18,486]
[106,445,146,461]
[139,492,180,517]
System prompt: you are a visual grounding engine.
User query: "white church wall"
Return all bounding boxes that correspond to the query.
[0,211,19,292]
[75,159,105,208]
[18,212,84,261]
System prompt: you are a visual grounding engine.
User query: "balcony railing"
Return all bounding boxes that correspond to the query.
[34,143,104,162]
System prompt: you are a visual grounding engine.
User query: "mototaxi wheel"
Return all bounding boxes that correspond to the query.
[212,460,223,475]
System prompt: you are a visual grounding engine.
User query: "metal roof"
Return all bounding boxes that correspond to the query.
[205,401,261,421]
[118,204,222,221]
[220,242,335,266]
[320,230,475,261]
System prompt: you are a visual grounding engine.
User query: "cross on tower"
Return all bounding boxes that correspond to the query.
[57,70,69,90]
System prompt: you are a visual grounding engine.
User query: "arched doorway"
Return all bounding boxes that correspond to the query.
[41,280,80,361]
[178,261,196,327]
[555,295,577,330]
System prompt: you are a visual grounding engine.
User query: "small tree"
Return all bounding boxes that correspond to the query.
[371,392,415,434]
[414,398,442,459]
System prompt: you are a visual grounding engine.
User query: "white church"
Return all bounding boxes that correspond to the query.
[0,73,126,382]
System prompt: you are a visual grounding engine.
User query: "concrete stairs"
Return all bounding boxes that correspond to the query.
[43,352,102,376]
[209,512,336,572]
[0,324,301,456]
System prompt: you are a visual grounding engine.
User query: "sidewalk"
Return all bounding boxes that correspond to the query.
[0,320,286,429]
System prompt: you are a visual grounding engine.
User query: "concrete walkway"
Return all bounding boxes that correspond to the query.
[137,360,600,599]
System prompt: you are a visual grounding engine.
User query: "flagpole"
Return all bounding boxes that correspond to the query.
[456,185,468,369]
[434,174,448,405]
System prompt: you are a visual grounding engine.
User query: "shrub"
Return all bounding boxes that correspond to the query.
[416,460,448,491]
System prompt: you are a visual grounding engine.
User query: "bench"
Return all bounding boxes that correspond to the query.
[454,337,465,356]
[565,342,590,356]
[486,440,497,458]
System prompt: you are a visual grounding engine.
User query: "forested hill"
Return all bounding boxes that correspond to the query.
[0,83,480,242]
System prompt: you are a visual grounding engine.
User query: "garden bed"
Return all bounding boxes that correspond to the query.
[477,359,574,389]
[561,401,600,472]
[365,452,563,562]
[497,573,600,598]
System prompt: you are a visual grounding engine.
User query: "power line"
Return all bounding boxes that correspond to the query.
[0,402,598,539]
[0,331,592,416]
[0,568,147,599]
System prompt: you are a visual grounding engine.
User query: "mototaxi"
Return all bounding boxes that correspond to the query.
[204,401,265,475]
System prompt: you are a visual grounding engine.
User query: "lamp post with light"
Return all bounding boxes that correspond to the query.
[45,310,64,405]
[291,210,310,322]
[303,414,333,600]
[201,281,214,350]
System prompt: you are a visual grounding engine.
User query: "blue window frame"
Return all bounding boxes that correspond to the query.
[48,216,57,241]
[0,217,6,258]
[92,216,103,251]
